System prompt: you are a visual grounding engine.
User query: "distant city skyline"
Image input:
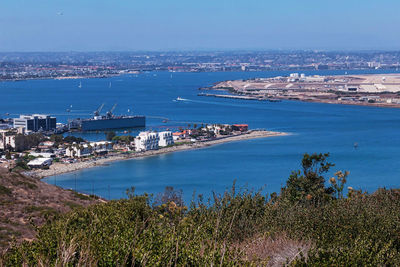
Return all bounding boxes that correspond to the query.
[1,0,400,52]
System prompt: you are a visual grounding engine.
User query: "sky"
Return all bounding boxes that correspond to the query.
[0,0,399,52]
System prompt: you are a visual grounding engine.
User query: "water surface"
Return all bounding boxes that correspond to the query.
[1,70,400,201]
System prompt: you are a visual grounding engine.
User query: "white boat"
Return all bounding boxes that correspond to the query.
[176,97,185,101]
[78,81,82,88]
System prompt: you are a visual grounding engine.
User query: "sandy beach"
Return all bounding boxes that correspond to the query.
[30,130,288,179]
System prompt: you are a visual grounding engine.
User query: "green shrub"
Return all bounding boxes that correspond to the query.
[3,153,400,265]
[0,185,12,196]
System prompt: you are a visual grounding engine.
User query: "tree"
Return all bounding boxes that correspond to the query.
[106,131,116,141]
[63,136,85,144]
[50,134,63,146]
[280,153,338,204]
[14,159,30,170]
[14,133,45,152]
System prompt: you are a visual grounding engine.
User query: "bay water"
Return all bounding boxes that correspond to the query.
[1,69,400,202]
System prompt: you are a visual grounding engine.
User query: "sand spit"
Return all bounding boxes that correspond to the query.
[30,130,288,179]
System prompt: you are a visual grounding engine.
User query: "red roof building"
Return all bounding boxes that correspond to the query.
[232,124,248,132]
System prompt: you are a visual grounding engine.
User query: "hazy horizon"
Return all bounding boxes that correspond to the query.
[1,0,400,52]
[1,49,400,53]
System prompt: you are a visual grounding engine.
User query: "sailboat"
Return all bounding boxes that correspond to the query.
[78,81,82,88]
[66,104,72,112]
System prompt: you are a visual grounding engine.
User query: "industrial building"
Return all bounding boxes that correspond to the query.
[13,114,56,132]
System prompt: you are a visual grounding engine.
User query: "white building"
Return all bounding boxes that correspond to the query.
[91,141,113,154]
[0,130,16,150]
[65,144,92,158]
[27,157,53,168]
[135,132,159,152]
[65,141,113,158]
[158,131,174,147]
[305,76,325,82]
[206,124,230,135]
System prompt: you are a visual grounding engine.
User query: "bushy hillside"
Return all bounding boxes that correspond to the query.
[2,153,400,266]
[0,168,101,252]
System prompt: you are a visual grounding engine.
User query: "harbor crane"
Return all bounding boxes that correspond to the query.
[94,103,105,117]
[106,104,117,118]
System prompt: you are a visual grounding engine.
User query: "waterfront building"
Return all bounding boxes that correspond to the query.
[135,131,159,152]
[206,124,231,135]
[65,141,113,158]
[27,158,52,168]
[66,144,92,158]
[158,131,174,147]
[13,114,56,132]
[91,141,113,154]
[172,132,183,141]
[232,124,249,132]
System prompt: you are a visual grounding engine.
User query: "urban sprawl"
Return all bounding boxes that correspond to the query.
[1,51,400,81]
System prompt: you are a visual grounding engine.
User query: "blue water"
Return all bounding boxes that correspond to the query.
[2,69,400,202]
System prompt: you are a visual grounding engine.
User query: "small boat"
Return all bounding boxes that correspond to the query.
[354,142,358,149]
[162,119,168,123]
[176,97,185,101]
[78,81,82,88]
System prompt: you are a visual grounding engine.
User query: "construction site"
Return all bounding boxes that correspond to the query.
[200,73,400,107]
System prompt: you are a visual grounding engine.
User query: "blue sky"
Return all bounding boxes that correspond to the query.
[0,0,399,51]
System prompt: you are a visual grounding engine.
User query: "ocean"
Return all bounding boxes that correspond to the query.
[2,69,400,202]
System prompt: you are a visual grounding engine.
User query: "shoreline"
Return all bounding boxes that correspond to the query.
[199,93,400,109]
[203,73,400,109]
[29,130,288,179]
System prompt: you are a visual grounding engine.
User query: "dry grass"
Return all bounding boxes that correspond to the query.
[0,167,101,253]
[234,233,312,266]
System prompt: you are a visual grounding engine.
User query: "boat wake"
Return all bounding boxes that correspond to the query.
[173,97,189,102]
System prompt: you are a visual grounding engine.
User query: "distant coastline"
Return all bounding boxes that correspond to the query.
[201,73,400,109]
[199,92,400,109]
[0,74,121,82]
[29,130,288,179]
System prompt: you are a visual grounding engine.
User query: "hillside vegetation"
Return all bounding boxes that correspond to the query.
[0,168,101,253]
[2,153,400,266]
